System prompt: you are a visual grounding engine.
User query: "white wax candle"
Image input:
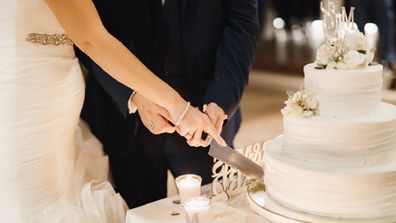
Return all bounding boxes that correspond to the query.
[175,174,202,203]
[183,196,211,223]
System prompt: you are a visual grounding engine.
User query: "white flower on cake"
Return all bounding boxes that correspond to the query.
[315,4,375,70]
[344,50,367,69]
[315,44,333,65]
[315,34,374,70]
[281,90,319,118]
[344,30,367,51]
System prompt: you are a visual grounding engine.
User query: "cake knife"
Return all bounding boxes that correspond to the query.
[209,141,264,180]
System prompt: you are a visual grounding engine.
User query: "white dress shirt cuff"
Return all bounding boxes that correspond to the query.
[128,91,138,114]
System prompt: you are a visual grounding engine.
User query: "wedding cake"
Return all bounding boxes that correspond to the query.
[263,3,396,220]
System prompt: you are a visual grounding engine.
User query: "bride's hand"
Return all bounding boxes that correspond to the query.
[175,105,227,147]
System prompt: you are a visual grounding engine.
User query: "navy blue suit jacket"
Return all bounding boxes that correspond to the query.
[78,0,259,156]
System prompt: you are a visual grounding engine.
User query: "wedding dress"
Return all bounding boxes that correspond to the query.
[0,0,127,222]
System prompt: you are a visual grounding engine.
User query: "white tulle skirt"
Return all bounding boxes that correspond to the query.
[25,121,128,223]
[0,56,127,222]
[0,55,128,222]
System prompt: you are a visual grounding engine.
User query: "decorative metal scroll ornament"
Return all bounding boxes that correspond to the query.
[211,142,264,200]
[320,1,355,42]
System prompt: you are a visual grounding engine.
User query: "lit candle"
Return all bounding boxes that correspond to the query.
[175,174,202,203]
[182,196,211,223]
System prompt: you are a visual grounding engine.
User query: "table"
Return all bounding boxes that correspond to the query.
[126,186,271,223]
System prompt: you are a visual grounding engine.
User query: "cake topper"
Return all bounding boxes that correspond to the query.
[315,1,374,70]
[211,143,264,200]
[320,1,355,42]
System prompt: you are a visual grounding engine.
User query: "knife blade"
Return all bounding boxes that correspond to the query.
[209,141,264,180]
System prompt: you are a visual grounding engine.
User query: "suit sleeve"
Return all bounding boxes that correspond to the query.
[76,44,134,117]
[202,0,259,118]
[91,62,134,117]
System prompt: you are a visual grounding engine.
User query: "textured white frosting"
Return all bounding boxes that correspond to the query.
[284,102,396,167]
[304,64,383,118]
[264,135,396,219]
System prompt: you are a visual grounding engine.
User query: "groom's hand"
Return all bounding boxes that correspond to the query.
[132,93,176,135]
[204,103,227,134]
[187,102,227,147]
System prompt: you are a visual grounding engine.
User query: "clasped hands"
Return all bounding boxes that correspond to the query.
[132,93,227,147]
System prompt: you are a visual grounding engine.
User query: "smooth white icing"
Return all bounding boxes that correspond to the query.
[264,136,396,219]
[283,102,396,167]
[304,64,383,118]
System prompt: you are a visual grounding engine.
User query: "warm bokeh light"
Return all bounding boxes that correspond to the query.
[311,19,323,32]
[273,17,285,30]
[308,20,325,48]
[364,23,379,34]
[364,23,379,49]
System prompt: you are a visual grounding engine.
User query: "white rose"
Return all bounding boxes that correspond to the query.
[305,96,318,109]
[291,91,302,103]
[344,30,367,50]
[301,92,308,101]
[291,105,304,117]
[282,90,319,117]
[281,103,302,116]
[315,44,332,65]
[344,50,366,69]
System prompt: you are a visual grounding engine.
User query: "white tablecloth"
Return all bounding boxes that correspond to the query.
[126,188,270,223]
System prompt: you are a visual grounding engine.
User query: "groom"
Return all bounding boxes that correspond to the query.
[77,0,259,208]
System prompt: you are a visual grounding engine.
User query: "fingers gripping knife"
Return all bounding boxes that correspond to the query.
[199,105,264,181]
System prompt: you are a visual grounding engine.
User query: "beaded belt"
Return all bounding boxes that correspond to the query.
[26,33,73,46]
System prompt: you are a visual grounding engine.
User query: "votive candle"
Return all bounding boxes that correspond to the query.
[175,174,202,203]
[183,196,211,223]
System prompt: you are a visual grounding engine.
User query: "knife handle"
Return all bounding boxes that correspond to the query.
[200,104,213,143]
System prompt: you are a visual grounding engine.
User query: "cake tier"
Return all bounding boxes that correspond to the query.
[304,64,383,118]
[284,102,396,167]
[264,136,396,219]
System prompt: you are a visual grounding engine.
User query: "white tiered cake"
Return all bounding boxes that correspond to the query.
[263,3,396,221]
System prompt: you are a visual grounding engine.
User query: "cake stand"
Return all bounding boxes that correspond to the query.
[246,181,396,223]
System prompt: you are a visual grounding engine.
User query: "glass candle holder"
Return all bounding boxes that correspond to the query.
[182,196,211,223]
[175,174,202,203]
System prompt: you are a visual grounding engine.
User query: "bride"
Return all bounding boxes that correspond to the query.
[0,0,226,222]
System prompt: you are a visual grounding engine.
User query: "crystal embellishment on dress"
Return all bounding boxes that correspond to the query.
[26,33,73,46]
